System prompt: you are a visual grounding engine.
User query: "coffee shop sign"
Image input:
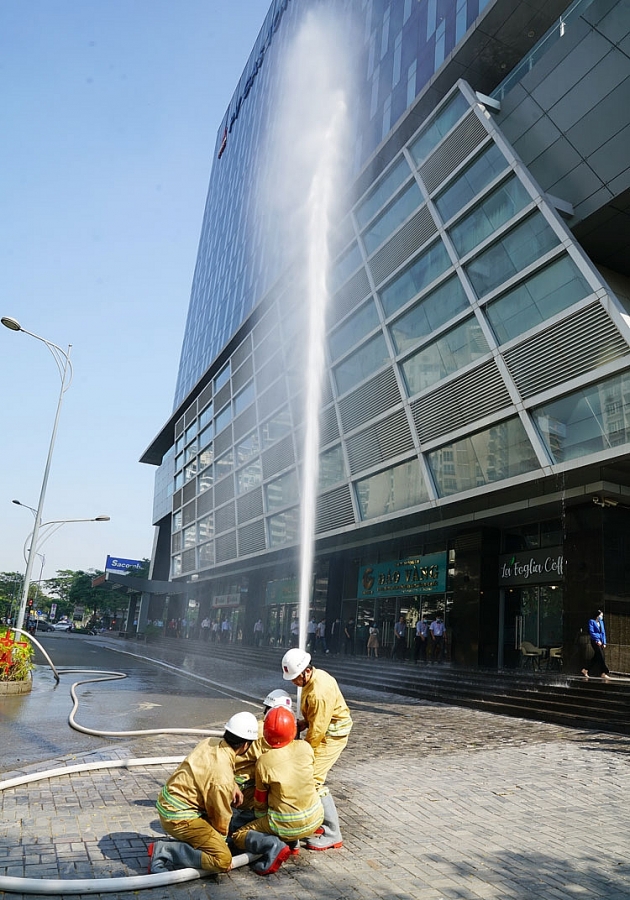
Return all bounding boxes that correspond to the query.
[499,551,564,583]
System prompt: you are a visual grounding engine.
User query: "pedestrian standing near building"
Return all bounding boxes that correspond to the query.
[200,617,211,641]
[281,648,352,850]
[221,617,231,643]
[343,617,355,655]
[306,617,317,652]
[414,616,429,664]
[393,614,407,660]
[149,711,259,875]
[430,614,446,662]
[367,622,380,658]
[211,620,219,642]
[329,617,341,654]
[230,706,325,875]
[582,609,611,680]
[290,617,299,647]
[253,618,264,647]
[316,618,329,654]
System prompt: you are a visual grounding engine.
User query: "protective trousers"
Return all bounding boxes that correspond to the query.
[312,734,349,787]
[148,839,202,873]
[157,815,232,872]
[305,789,343,850]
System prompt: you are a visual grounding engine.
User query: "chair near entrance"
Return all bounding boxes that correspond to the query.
[519,641,546,670]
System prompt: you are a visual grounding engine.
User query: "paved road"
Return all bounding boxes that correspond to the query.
[0,634,629,899]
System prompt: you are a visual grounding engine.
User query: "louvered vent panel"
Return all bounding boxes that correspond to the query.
[503,303,630,399]
[214,424,233,457]
[214,475,234,506]
[328,268,371,327]
[184,402,198,426]
[233,405,258,441]
[182,500,196,526]
[182,548,196,573]
[216,531,237,563]
[321,374,333,406]
[346,408,414,474]
[262,434,295,479]
[258,379,287,419]
[420,112,489,193]
[232,335,252,371]
[215,381,231,412]
[175,416,185,438]
[238,520,267,555]
[215,502,236,534]
[172,488,182,510]
[237,487,264,523]
[339,368,402,432]
[315,485,355,533]
[369,206,437,287]
[320,405,340,446]
[183,480,196,505]
[197,488,214,517]
[412,361,511,442]
[232,356,253,393]
[198,381,213,412]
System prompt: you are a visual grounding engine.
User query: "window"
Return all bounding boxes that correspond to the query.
[261,407,292,448]
[319,445,346,489]
[236,460,262,495]
[435,143,508,223]
[389,275,469,353]
[355,156,410,230]
[484,255,592,344]
[236,431,260,465]
[215,403,232,434]
[428,417,539,496]
[198,514,214,541]
[449,176,531,257]
[465,213,560,298]
[402,316,489,394]
[362,181,423,255]
[199,403,213,429]
[330,243,363,293]
[268,507,300,547]
[234,381,255,416]
[380,239,451,315]
[266,469,299,512]
[356,460,429,519]
[183,525,196,549]
[409,91,469,166]
[333,332,389,395]
[214,364,230,391]
[215,449,234,479]
[329,300,381,361]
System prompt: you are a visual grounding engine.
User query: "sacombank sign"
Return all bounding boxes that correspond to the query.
[105,556,143,575]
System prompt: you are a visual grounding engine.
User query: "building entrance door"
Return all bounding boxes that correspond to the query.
[503,585,563,669]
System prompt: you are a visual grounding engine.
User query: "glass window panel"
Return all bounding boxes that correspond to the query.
[171,531,182,553]
[174,471,183,490]
[435,143,508,223]
[328,300,380,362]
[185,422,197,444]
[198,469,213,492]
[268,507,300,547]
[198,514,214,541]
[171,555,182,577]
[184,460,198,483]
[183,525,196,548]
[199,403,213,429]
[266,469,299,512]
[449,176,531,257]
[380,239,451,315]
[402,316,490,394]
[261,407,292,448]
[356,459,429,519]
[175,453,183,472]
[409,91,470,165]
[362,181,423,255]
[185,441,198,464]
[215,403,232,434]
[533,371,630,464]
[175,436,184,455]
[485,254,592,344]
[236,459,262,495]
[355,156,410,229]
[172,510,182,531]
[428,417,539,496]
[234,381,255,416]
[199,541,214,568]
[333,332,389,395]
[214,363,230,391]
[215,449,234,478]
[330,243,363,293]
[318,445,346,490]
[465,213,560,298]
[236,431,260,465]
[199,423,213,449]
[199,444,213,471]
[390,275,468,353]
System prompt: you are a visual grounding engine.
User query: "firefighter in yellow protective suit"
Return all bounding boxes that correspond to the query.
[281,647,352,850]
[149,711,258,875]
[231,705,324,875]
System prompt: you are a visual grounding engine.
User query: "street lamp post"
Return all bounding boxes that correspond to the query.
[2,316,73,633]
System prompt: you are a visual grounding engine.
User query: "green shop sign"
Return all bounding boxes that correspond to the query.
[357,552,447,598]
[265,577,298,605]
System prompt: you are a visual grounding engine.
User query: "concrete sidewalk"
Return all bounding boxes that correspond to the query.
[1,638,629,899]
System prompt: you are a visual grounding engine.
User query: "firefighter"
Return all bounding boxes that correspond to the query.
[149,711,258,875]
[280,647,352,850]
[230,705,324,875]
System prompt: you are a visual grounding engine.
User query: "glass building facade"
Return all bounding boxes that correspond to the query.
[144,0,630,673]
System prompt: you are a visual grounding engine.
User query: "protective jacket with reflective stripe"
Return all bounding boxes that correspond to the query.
[300,667,352,748]
[254,741,324,839]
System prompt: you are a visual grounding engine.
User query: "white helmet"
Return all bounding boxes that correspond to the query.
[281,648,311,681]
[224,711,259,741]
[263,688,293,710]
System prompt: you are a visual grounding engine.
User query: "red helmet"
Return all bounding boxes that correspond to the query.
[263,705,296,749]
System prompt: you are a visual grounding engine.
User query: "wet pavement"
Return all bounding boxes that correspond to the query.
[1,634,629,899]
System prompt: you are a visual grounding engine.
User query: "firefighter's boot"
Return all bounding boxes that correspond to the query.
[244,831,291,876]
[148,839,203,873]
[305,792,343,850]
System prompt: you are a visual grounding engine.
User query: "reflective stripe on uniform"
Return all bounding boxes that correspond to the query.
[156,785,201,822]
[268,799,324,839]
[326,716,353,737]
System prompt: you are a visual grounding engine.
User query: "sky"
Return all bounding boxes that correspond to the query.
[0,0,271,580]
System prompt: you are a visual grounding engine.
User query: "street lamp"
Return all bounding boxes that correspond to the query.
[2,316,73,633]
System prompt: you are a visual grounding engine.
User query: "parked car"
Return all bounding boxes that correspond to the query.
[52,621,74,632]
[35,620,55,632]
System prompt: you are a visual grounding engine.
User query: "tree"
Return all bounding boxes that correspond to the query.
[0,572,23,621]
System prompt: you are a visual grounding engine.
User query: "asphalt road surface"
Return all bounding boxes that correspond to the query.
[0,633,258,773]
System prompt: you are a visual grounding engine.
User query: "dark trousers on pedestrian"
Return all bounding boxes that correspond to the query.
[587,641,610,676]
[414,636,427,664]
[431,636,444,662]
